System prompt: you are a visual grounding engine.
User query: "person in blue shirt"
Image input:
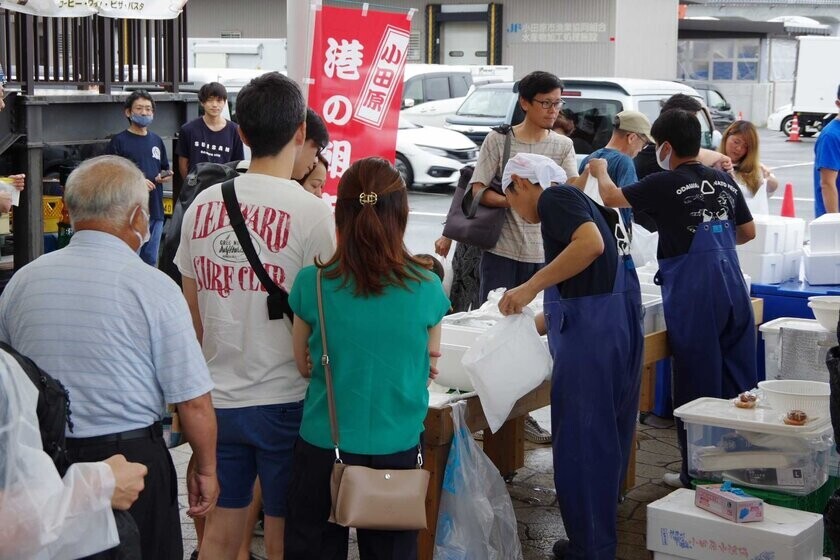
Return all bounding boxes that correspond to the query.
[106,90,171,266]
[579,110,652,231]
[814,84,840,217]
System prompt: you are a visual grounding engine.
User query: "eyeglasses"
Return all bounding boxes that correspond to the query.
[532,98,564,110]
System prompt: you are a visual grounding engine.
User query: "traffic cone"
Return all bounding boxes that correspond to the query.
[737,111,743,121]
[781,183,796,218]
[787,115,801,143]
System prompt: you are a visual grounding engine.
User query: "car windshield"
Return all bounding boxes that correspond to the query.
[456,88,513,118]
[560,99,623,154]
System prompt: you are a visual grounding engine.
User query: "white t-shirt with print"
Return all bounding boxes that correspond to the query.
[175,173,336,408]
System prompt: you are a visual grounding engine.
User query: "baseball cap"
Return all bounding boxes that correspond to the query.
[614,110,652,143]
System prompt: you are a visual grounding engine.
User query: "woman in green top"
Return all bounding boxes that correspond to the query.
[284,157,450,560]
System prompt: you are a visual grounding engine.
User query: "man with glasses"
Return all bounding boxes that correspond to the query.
[292,108,330,183]
[469,71,584,444]
[106,90,172,266]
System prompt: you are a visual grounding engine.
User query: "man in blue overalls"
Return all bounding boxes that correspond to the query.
[498,153,644,560]
[590,108,757,490]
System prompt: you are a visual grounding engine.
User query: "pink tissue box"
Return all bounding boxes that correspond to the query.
[694,484,764,523]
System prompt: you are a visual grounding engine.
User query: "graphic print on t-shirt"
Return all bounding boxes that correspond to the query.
[189,200,291,297]
[681,177,739,234]
[195,140,232,161]
[152,146,161,161]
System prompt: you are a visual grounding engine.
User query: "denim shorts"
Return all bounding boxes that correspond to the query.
[215,401,303,517]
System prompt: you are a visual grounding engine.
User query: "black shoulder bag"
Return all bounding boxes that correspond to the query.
[220,178,294,323]
[441,126,512,250]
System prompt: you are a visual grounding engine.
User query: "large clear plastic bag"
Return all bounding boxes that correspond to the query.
[433,401,523,560]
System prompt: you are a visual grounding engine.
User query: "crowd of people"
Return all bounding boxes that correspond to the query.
[0,67,838,560]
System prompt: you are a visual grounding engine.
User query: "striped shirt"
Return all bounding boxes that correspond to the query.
[471,130,579,263]
[0,230,213,437]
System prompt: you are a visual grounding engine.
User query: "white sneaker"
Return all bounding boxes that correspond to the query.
[662,472,687,489]
[524,414,552,444]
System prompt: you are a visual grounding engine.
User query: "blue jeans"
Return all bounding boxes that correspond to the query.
[139,218,164,267]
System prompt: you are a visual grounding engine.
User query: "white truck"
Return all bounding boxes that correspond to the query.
[772,36,839,137]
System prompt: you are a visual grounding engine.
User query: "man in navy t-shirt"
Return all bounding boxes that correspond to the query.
[106,90,171,266]
[176,82,244,178]
[497,153,643,560]
[814,84,840,217]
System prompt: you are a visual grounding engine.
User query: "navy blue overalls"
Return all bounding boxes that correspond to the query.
[653,167,758,486]
[546,202,644,560]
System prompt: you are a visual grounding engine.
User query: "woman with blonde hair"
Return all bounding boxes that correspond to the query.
[284,157,450,560]
[719,120,779,214]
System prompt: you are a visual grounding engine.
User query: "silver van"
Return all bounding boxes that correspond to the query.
[444,77,721,155]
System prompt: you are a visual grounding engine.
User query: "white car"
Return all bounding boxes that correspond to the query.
[396,117,478,187]
[766,104,822,137]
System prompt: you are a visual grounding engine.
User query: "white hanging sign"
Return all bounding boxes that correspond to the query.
[0,0,187,20]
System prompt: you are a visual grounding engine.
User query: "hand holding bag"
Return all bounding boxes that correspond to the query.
[441,127,513,250]
[315,269,430,531]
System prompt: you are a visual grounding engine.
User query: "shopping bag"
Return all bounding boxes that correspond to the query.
[461,307,551,433]
[433,401,523,560]
[630,222,658,268]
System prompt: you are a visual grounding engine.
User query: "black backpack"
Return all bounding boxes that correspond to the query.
[160,160,244,285]
[0,341,73,476]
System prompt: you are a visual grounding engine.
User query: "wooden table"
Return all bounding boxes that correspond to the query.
[418,297,764,558]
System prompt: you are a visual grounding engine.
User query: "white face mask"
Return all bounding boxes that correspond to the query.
[655,143,672,171]
[130,206,150,251]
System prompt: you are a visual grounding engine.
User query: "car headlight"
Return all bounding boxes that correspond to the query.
[416,145,450,158]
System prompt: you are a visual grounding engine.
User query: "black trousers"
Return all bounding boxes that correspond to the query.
[284,438,420,560]
[66,431,182,560]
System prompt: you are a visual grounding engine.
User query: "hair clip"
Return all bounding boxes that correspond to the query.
[359,192,378,206]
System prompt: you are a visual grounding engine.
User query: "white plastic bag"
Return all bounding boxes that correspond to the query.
[433,401,523,560]
[630,222,658,268]
[461,307,552,433]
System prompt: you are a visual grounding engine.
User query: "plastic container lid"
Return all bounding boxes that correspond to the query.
[673,397,831,436]
[759,317,824,335]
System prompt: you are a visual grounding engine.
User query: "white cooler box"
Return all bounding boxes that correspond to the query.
[673,398,833,496]
[810,213,840,254]
[648,489,824,560]
[643,293,666,334]
[759,318,833,382]
[804,245,840,285]
[745,215,788,254]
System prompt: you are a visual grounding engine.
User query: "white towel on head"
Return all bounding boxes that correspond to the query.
[501,153,568,192]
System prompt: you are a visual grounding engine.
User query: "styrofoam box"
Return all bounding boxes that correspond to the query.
[759,318,826,381]
[803,245,840,285]
[809,213,840,254]
[643,293,666,334]
[782,250,803,282]
[674,398,833,496]
[438,324,484,392]
[737,248,784,284]
[648,489,824,560]
[742,215,788,254]
[782,217,807,253]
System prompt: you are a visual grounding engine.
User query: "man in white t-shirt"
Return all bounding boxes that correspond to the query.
[176,72,336,559]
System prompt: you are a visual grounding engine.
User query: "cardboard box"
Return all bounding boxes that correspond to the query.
[648,489,824,560]
[695,484,764,523]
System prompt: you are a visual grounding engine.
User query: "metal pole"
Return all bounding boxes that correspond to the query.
[286,0,317,102]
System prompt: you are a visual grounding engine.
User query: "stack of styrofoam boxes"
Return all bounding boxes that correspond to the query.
[805,214,840,285]
[759,317,834,381]
[636,264,666,333]
[737,215,805,284]
[648,489,826,560]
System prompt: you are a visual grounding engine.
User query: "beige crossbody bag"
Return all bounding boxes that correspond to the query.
[316,269,430,530]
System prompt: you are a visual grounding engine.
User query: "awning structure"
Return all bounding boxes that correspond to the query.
[0,0,187,19]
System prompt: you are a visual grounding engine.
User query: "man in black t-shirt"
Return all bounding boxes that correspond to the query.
[498,153,643,560]
[591,109,758,491]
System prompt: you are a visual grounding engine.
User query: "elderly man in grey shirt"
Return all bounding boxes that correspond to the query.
[0,155,218,560]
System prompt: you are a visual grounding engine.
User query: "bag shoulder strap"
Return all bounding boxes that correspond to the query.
[464,129,513,218]
[316,269,342,457]
[501,127,512,172]
[221,179,280,296]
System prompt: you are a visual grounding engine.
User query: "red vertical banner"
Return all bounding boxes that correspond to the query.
[308,5,411,202]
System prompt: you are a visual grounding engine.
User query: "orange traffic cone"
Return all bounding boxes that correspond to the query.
[787,115,801,143]
[737,111,743,121]
[781,183,796,218]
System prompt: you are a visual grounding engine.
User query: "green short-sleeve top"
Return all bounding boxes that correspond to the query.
[289,264,450,455]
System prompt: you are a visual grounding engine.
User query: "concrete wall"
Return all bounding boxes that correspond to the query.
[186,0,679,80]
[614,0,678,80]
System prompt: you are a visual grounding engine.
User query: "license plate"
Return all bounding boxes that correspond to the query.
[163,197,173,216]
